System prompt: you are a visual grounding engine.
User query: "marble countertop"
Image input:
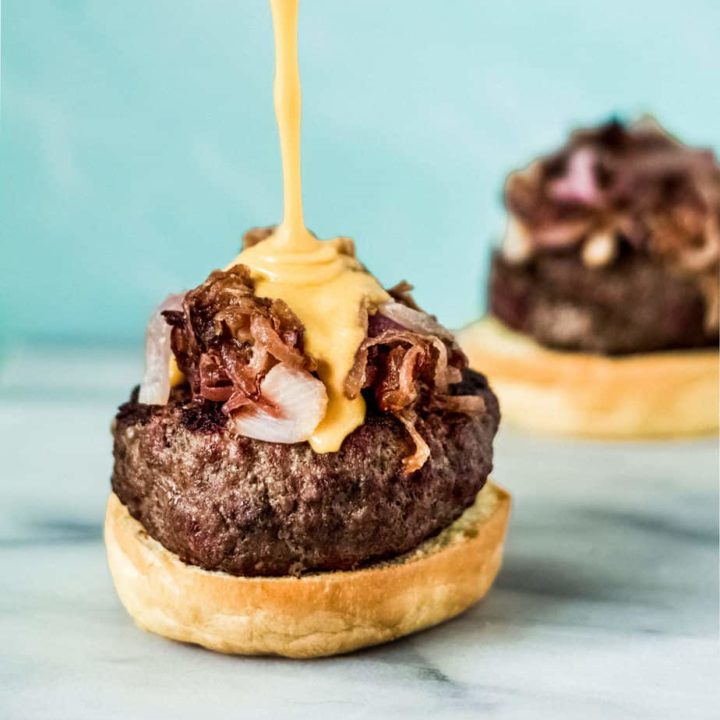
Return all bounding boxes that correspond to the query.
[1,347,717,720]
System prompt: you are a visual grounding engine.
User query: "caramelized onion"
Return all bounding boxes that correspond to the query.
[346,297,481,475]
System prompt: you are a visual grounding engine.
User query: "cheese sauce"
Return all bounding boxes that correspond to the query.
[227,0,389,452]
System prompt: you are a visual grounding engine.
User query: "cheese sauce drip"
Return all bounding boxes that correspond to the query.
[228,0,389,453]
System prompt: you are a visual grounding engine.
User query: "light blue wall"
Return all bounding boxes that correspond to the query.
[2,0,719,345]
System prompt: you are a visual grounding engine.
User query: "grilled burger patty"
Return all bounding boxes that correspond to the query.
[111,369,499,577]
[490,250,717,355]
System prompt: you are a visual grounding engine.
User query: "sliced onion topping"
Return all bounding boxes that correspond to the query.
[138,293,185,405]
[232,363,328,444]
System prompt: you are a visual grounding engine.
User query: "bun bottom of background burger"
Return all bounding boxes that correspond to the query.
[104,482,510,659]
[459,317,719,439]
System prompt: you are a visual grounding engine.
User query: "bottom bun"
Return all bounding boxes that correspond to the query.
[105,482,511,658]
[459,317,719,438]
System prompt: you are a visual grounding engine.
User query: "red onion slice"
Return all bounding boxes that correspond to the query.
[233,364,328,443]
[377,301,454,341]
[138,293,185,405]
[549,147,601,206]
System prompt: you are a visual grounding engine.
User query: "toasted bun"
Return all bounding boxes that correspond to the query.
[459,317,719,438]
[105,483,510,658]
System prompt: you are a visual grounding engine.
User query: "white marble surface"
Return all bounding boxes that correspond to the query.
[1,346,718,720]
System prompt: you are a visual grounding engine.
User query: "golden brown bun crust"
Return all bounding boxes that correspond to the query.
[105,483,511,658]
[459,317,719,438]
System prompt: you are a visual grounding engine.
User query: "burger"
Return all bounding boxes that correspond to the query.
[460,118,719,437]
[106,0,510,658]
[105,227,510,658]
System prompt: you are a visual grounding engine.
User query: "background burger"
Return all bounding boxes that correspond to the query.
[460,118,719,437]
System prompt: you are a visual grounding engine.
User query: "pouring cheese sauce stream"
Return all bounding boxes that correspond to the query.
[226,0,389,453]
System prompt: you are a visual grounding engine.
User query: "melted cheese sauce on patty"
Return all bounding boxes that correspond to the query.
[226,0,389,452]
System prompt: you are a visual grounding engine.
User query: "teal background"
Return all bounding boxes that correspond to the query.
[2,0,719,346]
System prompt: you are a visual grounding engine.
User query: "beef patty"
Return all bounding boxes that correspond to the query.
[111,369,499,577]
[490,250,717,355]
